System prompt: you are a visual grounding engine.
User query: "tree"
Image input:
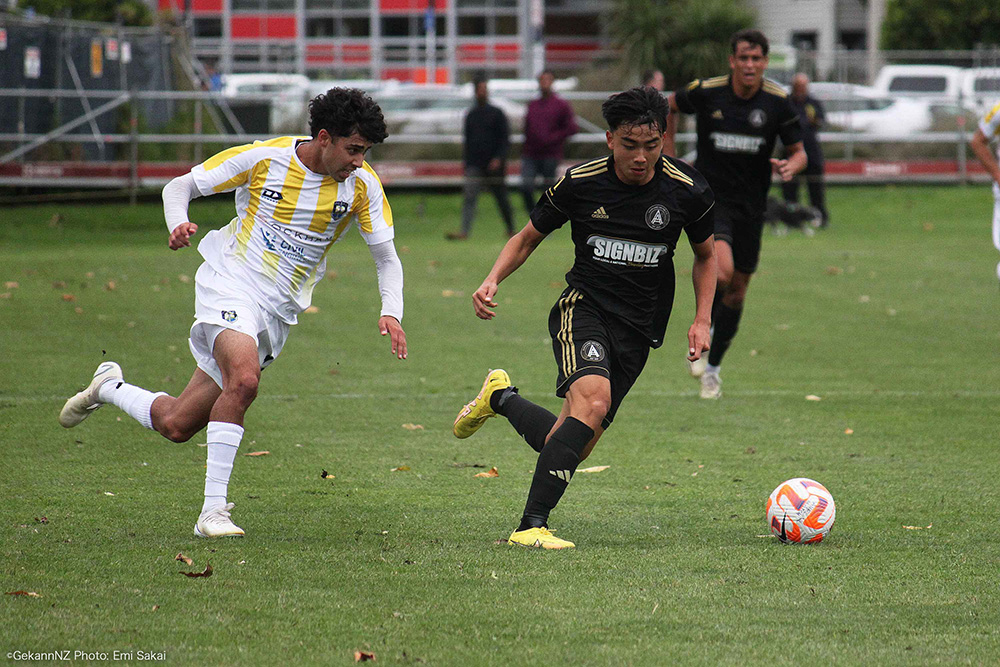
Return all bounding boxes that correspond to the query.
[15,0,153,26]
[882,0,1000,50]
[610,0,756,90]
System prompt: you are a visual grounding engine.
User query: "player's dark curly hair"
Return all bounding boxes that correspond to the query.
[601,86,668,134]
[731,29,769,56]
[309,88,388,144]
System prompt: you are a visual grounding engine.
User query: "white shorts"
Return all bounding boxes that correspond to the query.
[189,263,290,389]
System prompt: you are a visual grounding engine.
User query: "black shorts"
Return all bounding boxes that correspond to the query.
[714,199,765,274]
[548,287,651,430]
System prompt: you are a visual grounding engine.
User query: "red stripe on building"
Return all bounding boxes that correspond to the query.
[231,15,297,40]
[379,0,448,13]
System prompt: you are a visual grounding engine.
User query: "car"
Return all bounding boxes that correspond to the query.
[872,64,965,102]
[377,86,527,134]
[808,82,933,136]
[961,68,1000,116]
[220,73,311,133]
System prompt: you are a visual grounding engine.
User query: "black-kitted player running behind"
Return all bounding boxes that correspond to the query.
[664,29,807,399]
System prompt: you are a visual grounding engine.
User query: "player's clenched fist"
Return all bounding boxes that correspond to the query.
[472,281,499,320]
[169,222,199,250]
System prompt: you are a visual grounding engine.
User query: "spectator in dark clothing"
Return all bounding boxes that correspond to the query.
[520,70,578,215]
[781,73,829,226]
[447,75,516,240]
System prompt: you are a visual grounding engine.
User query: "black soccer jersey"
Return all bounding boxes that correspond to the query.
[530,155,714,348]
[674,75,802,214]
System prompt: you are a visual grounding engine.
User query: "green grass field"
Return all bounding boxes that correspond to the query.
[2,185,1000,665]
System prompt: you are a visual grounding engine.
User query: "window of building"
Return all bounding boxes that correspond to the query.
[233,0,295,9]
[307,18,335,37]
[342,17,370,37]
[839,31,866,50]
[458,15,487,36]
[193,18,222,38]
[544,13,599,36]
[381,16,412,37]
[791,31,817,50]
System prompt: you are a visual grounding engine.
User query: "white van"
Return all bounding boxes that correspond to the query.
[872,65,965,102]
[961,68,1000,115]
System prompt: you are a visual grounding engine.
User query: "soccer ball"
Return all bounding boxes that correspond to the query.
[766,478,836,544]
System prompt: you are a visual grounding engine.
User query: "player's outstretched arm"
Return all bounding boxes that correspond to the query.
[687,235,717,361]
[770,142,807,182]
[163,173,202,250]
[369,240,407,360]
[970,128,1000,185]
[472,222,547,320]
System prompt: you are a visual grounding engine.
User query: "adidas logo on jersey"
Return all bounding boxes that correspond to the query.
[549,469,573,482]
[712,110,723,119]
[591,206,609,219]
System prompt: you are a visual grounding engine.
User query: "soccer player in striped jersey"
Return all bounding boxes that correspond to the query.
[59,89,407,538]
[452,87,717,549]
[969,101,1000,282]
[665,29,807,399]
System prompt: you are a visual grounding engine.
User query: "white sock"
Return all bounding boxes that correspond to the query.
[98,381,166,431]
[705,364,721,376]
[202,421,244,514]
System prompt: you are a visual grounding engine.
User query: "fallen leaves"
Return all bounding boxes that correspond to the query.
[578,465,610,474]
[321,469,335,479]
[304,306,320,314]
[179,562,213,578]
[805,395,822,401]
[175,553,193,566]
[903,523,933,530]
[825,266,844,275]
[401,423,424,431]
[61,294,76,302]
[104,491,115,496]
[391,465,411,472]
[52,280,67,289]
[354,650,376,662]
[177,274,191,283]
[104,280,117,291]
[473,466,499,478]
[5,591,42,598]
[34,516,48,524]
[4,281,18,289]
[844,428,854,435]
[243,451,270,457]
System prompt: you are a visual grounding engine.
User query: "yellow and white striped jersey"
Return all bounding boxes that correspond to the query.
[981,102,1000,148]
[190,136,394,324]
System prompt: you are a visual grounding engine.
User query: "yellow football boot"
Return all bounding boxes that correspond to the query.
[507,527,575,549]
[453,369,511,439]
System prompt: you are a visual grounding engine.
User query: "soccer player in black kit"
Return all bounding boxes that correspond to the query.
[452,87,717,549]
[664,29,807,399]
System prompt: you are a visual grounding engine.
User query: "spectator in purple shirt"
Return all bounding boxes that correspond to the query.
[520,70,578,215]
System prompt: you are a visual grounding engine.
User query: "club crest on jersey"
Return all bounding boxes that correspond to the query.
[221,310,238,323]
[332,200,350,222]
[580,340,605,362]
[645,204,669,230]
[261,188,283,202]
[749,109,767,128]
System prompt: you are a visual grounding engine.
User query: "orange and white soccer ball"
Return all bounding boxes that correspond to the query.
[766,478,836,544]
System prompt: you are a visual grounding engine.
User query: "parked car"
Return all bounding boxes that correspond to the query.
[809,82,933,136]
[961,68,1000,115]
[220,73,310,133]
[378,86,527,134]
[872,65,965,103]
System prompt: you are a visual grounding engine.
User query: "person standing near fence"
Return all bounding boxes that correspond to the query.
[969,101,1000,283]
[447,74,516,240]
[520,70,578,216]
[782,73,829,227]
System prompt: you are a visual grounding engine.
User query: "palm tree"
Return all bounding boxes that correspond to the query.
[611,0,756,89]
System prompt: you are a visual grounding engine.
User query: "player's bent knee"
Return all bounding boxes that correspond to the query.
[225,373,259,407]
[158,414,198,443]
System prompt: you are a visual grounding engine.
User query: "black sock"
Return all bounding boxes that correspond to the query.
[518,417,594,531]
[708,302,742,367]
[711,288,725,324]
[491,388,557,453]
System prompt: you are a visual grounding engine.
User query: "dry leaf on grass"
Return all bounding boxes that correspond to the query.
[354,650,376,662]
[152,605,159,611]
[174,553,193,566]
[578,465,610,473]
[179,562,213,578]
[34,516,48,524]
[177,274,191,283]
[243,451,270,457]
[473,466,499,478]
[321,469,335,479]
[104,492,115,496]
[61,294,76,302]
[4,281,18,289]
[304,306,320,314]
[390,465,411,472]
[52,280,67,289]
[0,293,11,299]
[5,591,42,597]
[825,266,844,275]
[104,281,117,291]
[903,523,933,530]
[805,395,822,401]
[401,423,424,431]
[844,428,854,435]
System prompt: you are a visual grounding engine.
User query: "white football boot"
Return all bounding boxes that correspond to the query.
[699,373,722,400]
[688,355,708,378]
[58,361,123,428]
[194,503,245,538]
